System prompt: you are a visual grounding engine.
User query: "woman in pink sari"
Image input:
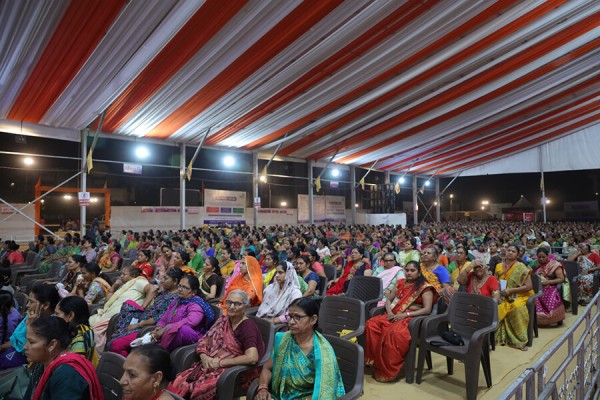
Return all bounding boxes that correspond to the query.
[373,254,405,306]
[169,289,265,400]
[533,248,566,326]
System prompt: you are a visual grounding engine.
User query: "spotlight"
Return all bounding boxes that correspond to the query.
[331,169,340,177]
[259,175,267,183]
[280,201,287,207]
[23,157,34,166]
[424,180,430,186]
[135,146,149,159]
[398,177,405,184]
[223,156,235,167]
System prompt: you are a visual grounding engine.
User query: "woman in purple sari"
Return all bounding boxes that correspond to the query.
[151,274,215,351]
[533,248,565,326]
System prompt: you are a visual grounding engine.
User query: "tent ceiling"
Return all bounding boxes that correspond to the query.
[1,0,599,176]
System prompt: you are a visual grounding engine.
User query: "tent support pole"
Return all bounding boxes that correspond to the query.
[412,177,418,225]
[540,146,547,223]
[180,143,186,230]
[351,166,356,224]
[80,131,87,237]
[308,160,314,225]
[253,152,259,228]
[435,178,440,222]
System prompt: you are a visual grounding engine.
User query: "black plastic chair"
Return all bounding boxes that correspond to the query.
[319,296,365,340]
[323,264,337,281]
[11,254,41,285]
[346,276,383,318]
[208,276,227,305]
[14,291,29,315]
[246,333,364,400]
[96,351,125,400]
[526,274,543,347]
[416,293,498,400]
[19,260,62,293]
[317,275,327,297]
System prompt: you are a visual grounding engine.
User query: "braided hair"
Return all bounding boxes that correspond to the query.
[0,290,14,344]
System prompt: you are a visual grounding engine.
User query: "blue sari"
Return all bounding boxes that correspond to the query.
[271,331,345,400]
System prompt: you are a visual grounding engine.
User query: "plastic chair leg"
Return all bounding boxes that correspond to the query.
[464,358,481,400]
[425,350,432,370]
[446,357,453,375]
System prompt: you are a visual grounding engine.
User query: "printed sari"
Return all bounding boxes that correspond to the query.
[270,331,345,400]
[169,315,262,400]
[533,260,565,326]
[421,263,454,304]
[495,261,533,349]
[365,280,436,382]
[576,255,597,304]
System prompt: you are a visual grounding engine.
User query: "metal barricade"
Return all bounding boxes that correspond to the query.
[500,292,600,400]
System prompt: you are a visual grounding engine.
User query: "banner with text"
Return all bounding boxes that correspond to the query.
[204,189,246,224]
[298,195,345,223]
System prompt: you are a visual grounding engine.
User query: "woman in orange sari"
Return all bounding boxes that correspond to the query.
[365,261,436,382]
[220,256,263,314]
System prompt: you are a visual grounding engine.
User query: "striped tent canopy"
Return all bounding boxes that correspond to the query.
[1,0,599,176]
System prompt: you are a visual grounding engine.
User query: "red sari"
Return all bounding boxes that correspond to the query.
[326,259,370,295]
[365,280,436,382]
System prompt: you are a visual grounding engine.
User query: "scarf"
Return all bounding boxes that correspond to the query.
[257,262,301,318]
[179,296,216,330]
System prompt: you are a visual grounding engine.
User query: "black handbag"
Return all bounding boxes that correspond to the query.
[430,329,465,347]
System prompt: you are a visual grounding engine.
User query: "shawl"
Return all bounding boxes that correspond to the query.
[533,259,563,280]
[271,331,345,400]
[257,262,302,318]
[91,276,147,324]
[179,296,216,331]
[32,352,103,400]
[221,257,263,312]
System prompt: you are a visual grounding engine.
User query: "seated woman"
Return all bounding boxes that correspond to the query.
[256,261,302,324]
[24,316,103,399]
[457,260,500,302]
[569,243,600,304]
[261,252,278,287]
[218,248,235,278]
[307,250,326,278]
[365,261,436,382]
[295,255,320,297]
[108,268,183,354]
[532,248,566,326]
[120,344,177,400]
[54,296,98,365]
[75,262,112,305]
[0,290,22,363]
[169,290,266,400]
[396,238,420,267]
[448,247,471,290]
[186,241,204,275]
[90,265,151,354]
[373,254,405,306]
[255,298,345,399]
[0,284,59,370]
[220,256,263,314]
[200,256,223,300]
[495,244,534,350]
[55,254,86,298]
[98,242,122,273]
[420,246,454,304]
[132,249,154,280]
[150,274,215,352]
[327,247,372,296]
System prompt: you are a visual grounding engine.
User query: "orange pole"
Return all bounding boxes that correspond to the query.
[104,190,111,230]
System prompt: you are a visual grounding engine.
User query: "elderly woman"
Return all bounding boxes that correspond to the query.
[256,298,345,399]
[169,290,266,400]
[448,247,471,290]
[373,254,405,306]
[54,296,98,365]
[420,246,454,303]
[257,262,302,325]
[495,244,533,350]
[568,243,600,304]
[365,261,436,382]
[220,256,263,314]
[121,344,177,400]
[108,268,184,355]
[327,247,372,295]
[90,265,152,353]
[150,274,215,352]
[457,260,500,302]
[532,248,566,326]
[24,316,103,399]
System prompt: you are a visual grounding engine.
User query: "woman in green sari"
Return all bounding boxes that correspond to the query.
[255,298,345,400]
[495,244,533,350]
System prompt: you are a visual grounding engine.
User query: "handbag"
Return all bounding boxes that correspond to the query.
[561,278,571,304]
[0,365,30,400]
[430,329,465,347]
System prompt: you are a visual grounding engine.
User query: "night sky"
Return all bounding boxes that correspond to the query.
[0,132,598,223]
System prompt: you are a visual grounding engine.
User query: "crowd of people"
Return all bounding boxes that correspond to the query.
[0,219,598,398]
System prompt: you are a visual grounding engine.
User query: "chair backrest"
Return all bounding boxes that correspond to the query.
[96,352,125,400]
[48,260,62,277]
[562,261,579,282]
[14,292,28,314]
[531,273,543,296]
[317,275,327,296]
[346,276,383,303]
[447,292,498,338]
[323,264,337,281]
[214,275,226,300]
[324,334,364,397]
[210,303,222,321]
[25,251,36,265]
[319,296,365,337]
[247,315,275,364]
[121,257,133,270]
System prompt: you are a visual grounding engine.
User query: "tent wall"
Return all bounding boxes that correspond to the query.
[460,125,600,176]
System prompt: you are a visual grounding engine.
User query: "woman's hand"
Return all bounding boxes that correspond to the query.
[501,288,511,298]
[151,326,166,340]
[200,354,221,369]
[391,312,407,322]
[126,323,141,332]
[256,388,272,400]
[26,303,43,326]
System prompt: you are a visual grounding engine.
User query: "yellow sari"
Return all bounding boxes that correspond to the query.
[495,262,533,349]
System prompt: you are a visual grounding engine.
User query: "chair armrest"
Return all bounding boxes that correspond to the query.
[466,321,499,351]
[420,313,450,339]
[246,378,259,399]
[593,271,600,293]
[217,365,254,400]
[370,306,385,318]
[340,326,365,340]
[364,299,380,318]
[407,315,429,337]
[339,385,363,400]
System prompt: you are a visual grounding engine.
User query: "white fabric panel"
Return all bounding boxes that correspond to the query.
[459,124,600,176]
[0,204,35,243]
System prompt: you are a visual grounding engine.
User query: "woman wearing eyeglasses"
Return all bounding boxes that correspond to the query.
[170,289,266,400]
[372,254,405,307]
[254,298,345,400]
